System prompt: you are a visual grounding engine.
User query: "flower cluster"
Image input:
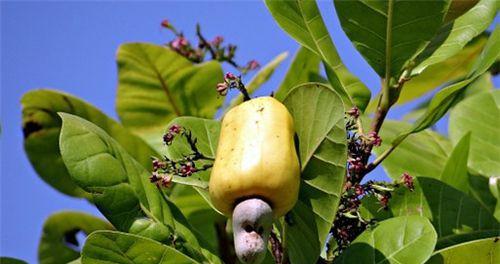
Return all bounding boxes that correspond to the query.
[150,124,214,188]
[161,19,259,73]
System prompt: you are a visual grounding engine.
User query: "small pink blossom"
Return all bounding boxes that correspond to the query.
[170,36,188,49]
[161,19,171,29]
[368,131,382,146]
[216,82,229,96]
[246,60,260,70]
[225,72,237,80]
[211,36,224,46]
[401,172,414,191]
[169,124,182,134]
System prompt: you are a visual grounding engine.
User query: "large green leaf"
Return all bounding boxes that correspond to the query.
[82,231,198,264]
[265,0,370,109]
[427,237,500,264]
[385,26,500,153]
[21,89,157,198]
[449,90,500,176]
[38,211,113,264]
[439,132,471,193]
[402,73,494,122]
[283,83,347,263]
[170,187,224,253]
[334,0,449,78]
[375,120,452,180]
[229,52,288,107]
[274,47,323,101]
[59,113,204,258]
[335,216,437,264]
[397,35,488,105]
[413,0,498,74]
[116,43,223,151]
[363,177,499,250]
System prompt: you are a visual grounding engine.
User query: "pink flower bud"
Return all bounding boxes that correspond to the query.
[212,36,224,46]
[163,132,175,145]
[368,131,382,146]
[160,174,173,188]
[347,106,360,118]
[161,19,171,29]
[170,36,188,50]
[169,124,182,134]
[225,72,237,80]
[401,172,414,191]
[216,82,229,96]
[246,60,260,70]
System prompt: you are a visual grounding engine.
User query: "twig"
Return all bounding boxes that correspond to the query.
[269,231,283,264]
[215,220,238,264]
[237,81,251,101]
[196,24,216,59]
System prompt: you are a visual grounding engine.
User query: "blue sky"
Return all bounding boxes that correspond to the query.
[1,1,498,262]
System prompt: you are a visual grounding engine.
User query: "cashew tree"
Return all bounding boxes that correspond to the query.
[7,0,500,263]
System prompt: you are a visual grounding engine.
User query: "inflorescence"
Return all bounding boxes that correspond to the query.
[161,19,260,74]
[150,124,213,188]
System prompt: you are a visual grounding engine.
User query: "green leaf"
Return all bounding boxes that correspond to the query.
[403,73,493,122]
[397,35,488,105]
[265,0,370,109]
[0,257,28,264]
[427,237,500,264]
[390,26,500,144]
[38,211,113,264]
[469,174,500,221]
[274,47,323,102]
[468,25,500,79]
[283,83,347,263]
[21,89,157,198]
[170,187,225,253]
[116,43,223,151]
[335,216,437,264]
[375,120,452,180]
[82,231,199,264]
[229,52,288,107]
[363,177,499,250]
[414,0,498,74]
[59,113,203,256]
[449,90,500,176]
[334,0,449,78]
[440,132,471,193]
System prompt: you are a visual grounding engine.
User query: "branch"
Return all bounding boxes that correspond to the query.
[196,24,216,59]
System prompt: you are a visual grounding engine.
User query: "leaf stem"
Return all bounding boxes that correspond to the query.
[364,134,408,174]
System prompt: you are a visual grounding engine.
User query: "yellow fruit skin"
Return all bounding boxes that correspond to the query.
[209,97,300,218]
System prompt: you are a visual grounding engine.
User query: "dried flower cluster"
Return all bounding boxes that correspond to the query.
[150,124,214,188]
[327,107,414,257]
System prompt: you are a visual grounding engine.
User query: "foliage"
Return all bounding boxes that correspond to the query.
[11,0,500,264]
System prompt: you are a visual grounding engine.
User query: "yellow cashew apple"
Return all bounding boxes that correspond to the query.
[209,96,300,218]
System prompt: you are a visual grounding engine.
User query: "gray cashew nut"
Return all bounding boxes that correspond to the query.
[232,198,273,264]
